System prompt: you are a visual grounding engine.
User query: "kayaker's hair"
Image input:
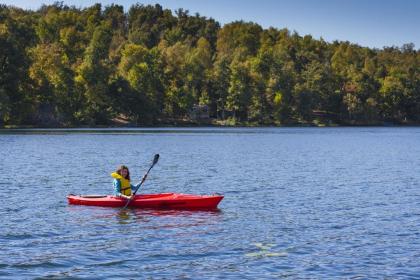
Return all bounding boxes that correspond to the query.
[116,165,130,180]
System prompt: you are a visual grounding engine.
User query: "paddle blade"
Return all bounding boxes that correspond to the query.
[153,154,160,165]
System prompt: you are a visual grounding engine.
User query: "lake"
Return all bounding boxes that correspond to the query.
[1,127,420,279]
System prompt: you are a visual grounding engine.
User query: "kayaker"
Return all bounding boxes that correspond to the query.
[111,165,139,199]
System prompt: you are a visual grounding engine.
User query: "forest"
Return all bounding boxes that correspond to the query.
[1,3,420,126]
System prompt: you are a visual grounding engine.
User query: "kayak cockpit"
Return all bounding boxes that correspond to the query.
[79,195,108,198]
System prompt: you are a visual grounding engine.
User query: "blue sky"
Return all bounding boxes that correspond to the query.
[2,0,419,49]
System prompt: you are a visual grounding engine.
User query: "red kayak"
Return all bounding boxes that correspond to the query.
[67,193,224,210]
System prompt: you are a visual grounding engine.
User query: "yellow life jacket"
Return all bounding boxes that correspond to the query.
[111,172,132,196]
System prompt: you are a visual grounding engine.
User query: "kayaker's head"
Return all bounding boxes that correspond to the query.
[116,165,130,180]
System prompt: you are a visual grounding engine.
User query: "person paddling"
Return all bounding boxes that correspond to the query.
[111,165,139,200]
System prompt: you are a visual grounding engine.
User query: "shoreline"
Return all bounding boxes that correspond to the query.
[2,121,420,130]
[2,115,420,129]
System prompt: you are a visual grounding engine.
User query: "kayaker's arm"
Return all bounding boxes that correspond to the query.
[113,178,121,196]
[129,184,137,198]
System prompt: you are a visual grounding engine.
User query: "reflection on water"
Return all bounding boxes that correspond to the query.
[116,210,131,223]
[67,205,222,226]
[113,207,222,224]
[245,243,288,258]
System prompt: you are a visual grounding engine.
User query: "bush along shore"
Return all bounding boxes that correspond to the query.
[1,3,420,128]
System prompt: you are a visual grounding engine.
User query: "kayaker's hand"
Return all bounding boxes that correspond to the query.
[142,174,147,181]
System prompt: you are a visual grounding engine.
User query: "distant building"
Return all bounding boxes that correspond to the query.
[190,104,210,120]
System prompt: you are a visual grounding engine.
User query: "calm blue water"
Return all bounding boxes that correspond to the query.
[1,127,420,279]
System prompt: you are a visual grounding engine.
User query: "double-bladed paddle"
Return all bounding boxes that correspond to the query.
[122,154,160,209]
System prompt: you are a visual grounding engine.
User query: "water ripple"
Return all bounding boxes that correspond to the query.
[1,128,420,279]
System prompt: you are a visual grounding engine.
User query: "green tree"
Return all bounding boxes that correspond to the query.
[226,59,252,120]
[75,22,113,124]
[1,3,420,127]
[118,43,165,123]
[128,4,175,48]
[29,43,77,125]
[160,41,192,116]
[0,6,35,125]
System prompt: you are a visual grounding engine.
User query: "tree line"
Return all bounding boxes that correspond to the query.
[1,3,420,126]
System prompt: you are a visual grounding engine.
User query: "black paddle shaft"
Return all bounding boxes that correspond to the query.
[123,154,159,209]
